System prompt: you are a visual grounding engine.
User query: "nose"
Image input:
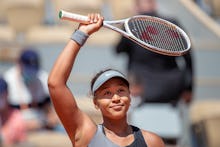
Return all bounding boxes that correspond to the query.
[112,94,121,102]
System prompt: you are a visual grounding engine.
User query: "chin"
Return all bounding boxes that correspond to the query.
[110,112,127,120]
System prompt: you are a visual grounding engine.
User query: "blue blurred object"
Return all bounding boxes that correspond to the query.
[19,48,40,70]
[19,48,40,84]
[0,77,8,93]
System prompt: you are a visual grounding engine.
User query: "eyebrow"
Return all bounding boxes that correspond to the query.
[100,83,127,91]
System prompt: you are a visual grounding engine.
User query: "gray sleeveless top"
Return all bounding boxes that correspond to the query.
[88,124,148,147]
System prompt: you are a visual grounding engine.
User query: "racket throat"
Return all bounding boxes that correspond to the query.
[103,21,131,37]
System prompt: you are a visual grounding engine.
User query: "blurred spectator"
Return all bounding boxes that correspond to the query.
[115,0,194,146]
[3,48,63,133]
[0,76,27,146]
[193,0,212,15]
[116,0,194,105]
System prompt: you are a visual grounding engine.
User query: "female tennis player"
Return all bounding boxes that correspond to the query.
[48,13,165,147]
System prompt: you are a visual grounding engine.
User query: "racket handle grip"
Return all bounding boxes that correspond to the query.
[59,10,89,24]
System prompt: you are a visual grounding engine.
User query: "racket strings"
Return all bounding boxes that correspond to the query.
[166,24,186,51]
[143,19,184,51]
[129,18,187,52]
[145,20,185,51]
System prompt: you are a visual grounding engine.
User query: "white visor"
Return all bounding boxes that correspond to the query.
[92,70,128,95]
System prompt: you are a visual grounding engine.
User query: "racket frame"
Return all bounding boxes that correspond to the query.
[59,10,191,56]
[123,15,191,56]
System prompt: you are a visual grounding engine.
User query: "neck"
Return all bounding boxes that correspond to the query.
[102,118,132,136]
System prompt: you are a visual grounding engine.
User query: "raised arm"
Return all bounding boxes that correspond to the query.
[47,13,103,145]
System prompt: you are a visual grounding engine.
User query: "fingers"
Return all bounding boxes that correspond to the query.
[87,13,103,23]
[78,13,103,35]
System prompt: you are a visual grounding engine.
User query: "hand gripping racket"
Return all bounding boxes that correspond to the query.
[59,10,191,56]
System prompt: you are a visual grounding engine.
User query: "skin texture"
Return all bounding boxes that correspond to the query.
[48,13,165,147]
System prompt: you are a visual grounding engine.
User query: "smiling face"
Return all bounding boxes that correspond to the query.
[93,77,131,120]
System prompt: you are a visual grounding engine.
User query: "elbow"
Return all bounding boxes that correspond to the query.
[47,71,67,91]
[47,75,61,90]
[47,76,56,90]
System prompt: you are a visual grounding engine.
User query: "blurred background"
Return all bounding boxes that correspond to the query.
[0,0,220,147]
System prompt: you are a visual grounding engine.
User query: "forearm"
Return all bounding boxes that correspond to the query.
[48,13,103,85]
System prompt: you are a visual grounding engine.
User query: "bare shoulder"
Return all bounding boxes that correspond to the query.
[141,129,165,147]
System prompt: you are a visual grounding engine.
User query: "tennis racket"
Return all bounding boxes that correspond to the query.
[59,10,191,56]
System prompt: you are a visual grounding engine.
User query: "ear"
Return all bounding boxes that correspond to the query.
[93,98,100,110]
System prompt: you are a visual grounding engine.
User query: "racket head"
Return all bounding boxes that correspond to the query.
[124,15,191,56]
